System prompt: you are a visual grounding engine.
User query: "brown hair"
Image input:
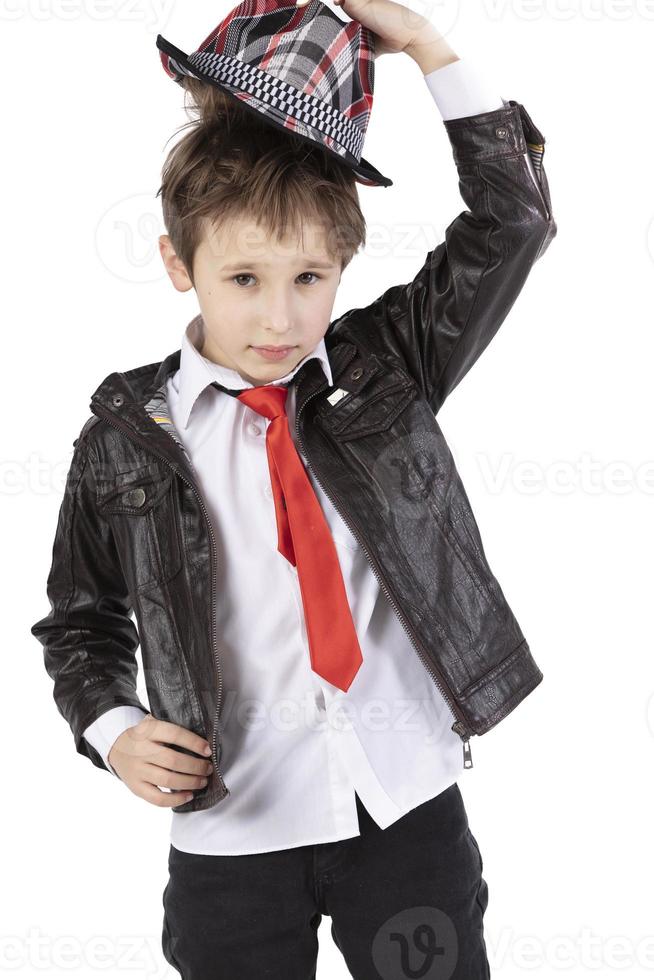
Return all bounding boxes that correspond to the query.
[156,77,367,286]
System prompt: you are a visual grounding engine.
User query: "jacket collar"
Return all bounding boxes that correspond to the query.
[88,316,355,480]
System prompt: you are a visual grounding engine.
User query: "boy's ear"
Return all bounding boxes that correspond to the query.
[159,235,194,292]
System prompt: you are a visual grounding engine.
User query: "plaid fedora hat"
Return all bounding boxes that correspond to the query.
[156,0,392,187]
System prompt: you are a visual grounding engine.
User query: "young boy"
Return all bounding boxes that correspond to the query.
[31,0,556,976]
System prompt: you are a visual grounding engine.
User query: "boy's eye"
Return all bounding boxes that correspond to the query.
[232,272,321,287]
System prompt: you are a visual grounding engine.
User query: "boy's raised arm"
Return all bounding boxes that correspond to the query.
[329,1,557,415]
[31,426,149,774]
[344,84,556,416]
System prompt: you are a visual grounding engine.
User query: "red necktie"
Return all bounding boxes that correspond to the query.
[235,383,363,692]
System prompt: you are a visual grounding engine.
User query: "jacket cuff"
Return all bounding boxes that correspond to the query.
[443,100,545,165]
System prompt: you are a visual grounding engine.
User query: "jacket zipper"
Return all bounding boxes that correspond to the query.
[294,381,474,769]
[90,400,228,798]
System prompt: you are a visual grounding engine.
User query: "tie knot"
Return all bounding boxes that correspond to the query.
[236,384,288,421]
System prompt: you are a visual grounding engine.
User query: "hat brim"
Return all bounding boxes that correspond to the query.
[156,34,393,188]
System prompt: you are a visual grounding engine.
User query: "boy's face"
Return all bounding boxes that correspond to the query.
[159,216,343,386]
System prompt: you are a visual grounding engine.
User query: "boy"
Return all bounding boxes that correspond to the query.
[31,0,556,976]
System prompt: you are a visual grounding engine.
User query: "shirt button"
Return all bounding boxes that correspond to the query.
[264,484,273,499]
[248,423,262,436]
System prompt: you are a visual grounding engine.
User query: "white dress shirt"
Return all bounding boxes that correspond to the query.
[84,60,539,854]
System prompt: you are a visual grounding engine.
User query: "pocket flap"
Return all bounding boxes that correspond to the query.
[97,464,173,515]
[316,364,418,441]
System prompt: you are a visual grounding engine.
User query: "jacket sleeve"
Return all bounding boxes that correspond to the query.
[353,99,557,416]
[31,426,150,774]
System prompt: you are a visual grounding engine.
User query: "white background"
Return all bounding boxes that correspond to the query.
[3,0,654,977]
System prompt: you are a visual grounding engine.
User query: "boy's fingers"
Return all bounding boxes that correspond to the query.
[143,750,213,778]
[136,781,195,808]
[142,762,210,791]
[133,713,212,758]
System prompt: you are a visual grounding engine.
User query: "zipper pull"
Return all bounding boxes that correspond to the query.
[451,720,474,769]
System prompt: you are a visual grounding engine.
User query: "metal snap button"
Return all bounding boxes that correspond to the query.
[123,487,146,507]
[112,394,124,407]
[495,126,508,139]
[350,367,364,381]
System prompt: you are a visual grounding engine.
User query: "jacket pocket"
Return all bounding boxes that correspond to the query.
[96,463,182,595]
[316,364,419,442]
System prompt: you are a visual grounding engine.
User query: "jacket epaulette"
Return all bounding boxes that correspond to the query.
[73,414,102,448]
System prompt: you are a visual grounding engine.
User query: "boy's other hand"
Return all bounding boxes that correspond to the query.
[108,713,214,807]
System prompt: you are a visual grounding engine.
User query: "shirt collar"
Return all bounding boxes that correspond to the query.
[176,314,334,430]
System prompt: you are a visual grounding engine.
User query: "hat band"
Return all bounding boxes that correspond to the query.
[186,49,364,162]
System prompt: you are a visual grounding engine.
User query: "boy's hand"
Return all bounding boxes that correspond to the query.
[333,0,432,56]
[108,713,214,807]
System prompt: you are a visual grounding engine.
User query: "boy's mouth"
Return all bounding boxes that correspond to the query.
[250,345,297,362]
[253,345,296,351]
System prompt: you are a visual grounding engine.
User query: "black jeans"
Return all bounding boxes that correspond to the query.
[161,781,490,979]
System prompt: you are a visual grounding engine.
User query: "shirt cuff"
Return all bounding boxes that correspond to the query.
[423,58,504,121]
[83,705,150,778]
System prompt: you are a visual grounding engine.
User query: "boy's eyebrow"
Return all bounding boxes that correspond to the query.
[220,260,337,271]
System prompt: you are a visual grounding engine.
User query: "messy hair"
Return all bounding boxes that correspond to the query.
[155,77,367,286]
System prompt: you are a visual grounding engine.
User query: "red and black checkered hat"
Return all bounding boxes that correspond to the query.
[156,0,392,187]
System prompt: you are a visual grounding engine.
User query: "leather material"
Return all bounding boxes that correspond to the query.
[31,100,556,812]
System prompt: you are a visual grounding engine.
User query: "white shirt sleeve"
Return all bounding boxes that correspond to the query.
[423,58,504,120]
[83,705,150,777]
[423,58,541,190]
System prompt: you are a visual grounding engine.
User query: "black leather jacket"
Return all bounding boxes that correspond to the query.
[31,99,556,813]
